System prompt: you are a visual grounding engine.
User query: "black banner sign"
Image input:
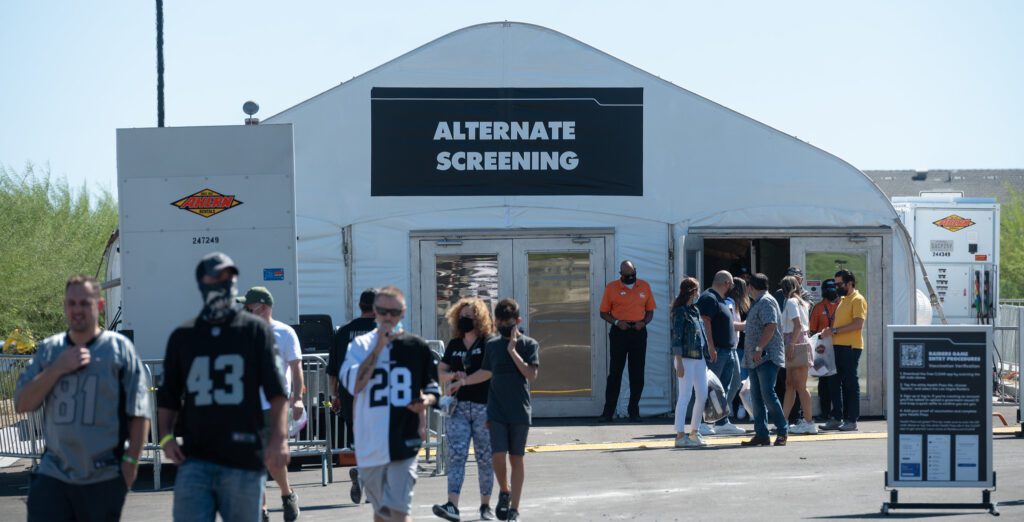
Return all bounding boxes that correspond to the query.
[370,87,643,196]
[887,326,992,487]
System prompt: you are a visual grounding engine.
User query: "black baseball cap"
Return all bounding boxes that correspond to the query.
[821,279,838,292]
[195,252,239,281]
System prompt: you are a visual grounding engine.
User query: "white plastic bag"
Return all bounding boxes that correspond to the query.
[738,378,753,418]
[703,369,731,424]
[808,333,837,378]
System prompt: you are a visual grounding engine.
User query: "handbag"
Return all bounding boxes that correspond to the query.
[785,330,813,368]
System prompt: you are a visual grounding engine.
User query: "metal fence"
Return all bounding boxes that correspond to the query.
[994,304,1023,406]
[0,356,45,461]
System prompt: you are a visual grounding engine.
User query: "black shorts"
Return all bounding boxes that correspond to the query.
[27,473,128,522]
[489,420,530,456]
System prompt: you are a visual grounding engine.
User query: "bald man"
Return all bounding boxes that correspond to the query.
[598,261,656,423]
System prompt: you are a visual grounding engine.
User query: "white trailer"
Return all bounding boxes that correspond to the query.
[110,124,298,360]
[893,195,999,325]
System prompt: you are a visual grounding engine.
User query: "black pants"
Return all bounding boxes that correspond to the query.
[339,388,356,448]
[27,473,127,522]
[603,328,647,417]
[818,374,834,417]
[827,345,862,422]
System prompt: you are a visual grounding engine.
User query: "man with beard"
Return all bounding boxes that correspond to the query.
[597,260,656,423]
[820,269,867,432]
[15,275,150,521]
[157,252,290,521]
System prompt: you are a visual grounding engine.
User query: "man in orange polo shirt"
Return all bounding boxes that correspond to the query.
[598,261,656,423]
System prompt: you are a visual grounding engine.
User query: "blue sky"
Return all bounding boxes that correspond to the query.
[1,1,1021,195]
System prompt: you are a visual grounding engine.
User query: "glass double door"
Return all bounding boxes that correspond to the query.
[416,236,608,417]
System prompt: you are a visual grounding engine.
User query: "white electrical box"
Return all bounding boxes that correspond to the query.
[893,196,999,325]
[115,125,297,359]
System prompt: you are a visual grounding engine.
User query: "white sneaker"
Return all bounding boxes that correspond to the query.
[674,435,690,448]
[692,433,708,447]
[802,421,818,434]
[698,423,716,436]
[714,422,746,435]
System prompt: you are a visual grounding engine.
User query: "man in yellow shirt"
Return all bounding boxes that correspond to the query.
[598,261,656,423]
[819,269,866,432]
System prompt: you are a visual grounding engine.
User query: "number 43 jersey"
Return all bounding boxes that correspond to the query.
[341,330,440,467]
[157,311,286,470]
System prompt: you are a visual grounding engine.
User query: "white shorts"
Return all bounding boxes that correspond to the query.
[360,457,417,517]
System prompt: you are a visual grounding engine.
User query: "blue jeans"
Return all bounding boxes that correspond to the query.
[707,348,739,425]
[749,362,787,439]
[827,346,862,422]
[173,458,266,522]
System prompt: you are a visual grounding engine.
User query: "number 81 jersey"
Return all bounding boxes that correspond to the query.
[341,330,440,467]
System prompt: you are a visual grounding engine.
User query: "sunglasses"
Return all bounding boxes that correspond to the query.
[375,306,404,317]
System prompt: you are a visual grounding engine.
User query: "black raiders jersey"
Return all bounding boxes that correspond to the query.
[157,311,286,470]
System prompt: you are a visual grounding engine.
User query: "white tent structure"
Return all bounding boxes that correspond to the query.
[266,22,914,418]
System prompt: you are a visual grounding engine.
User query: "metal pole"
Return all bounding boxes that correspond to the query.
[156,0,165,127]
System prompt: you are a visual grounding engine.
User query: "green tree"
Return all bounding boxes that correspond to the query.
[1001,184,1024,299]
[0,164,118,341]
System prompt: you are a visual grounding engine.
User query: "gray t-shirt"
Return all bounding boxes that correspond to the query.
[481,334,540,425]
[741,293,786,369]
[15,331,150,484]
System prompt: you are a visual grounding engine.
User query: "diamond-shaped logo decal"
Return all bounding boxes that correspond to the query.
[170,188,243,218]
[932,214,975,233]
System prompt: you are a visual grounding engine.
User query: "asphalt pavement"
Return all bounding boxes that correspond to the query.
[1,411,1021,521]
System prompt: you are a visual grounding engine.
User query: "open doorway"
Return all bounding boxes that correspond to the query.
[702,238,790,289]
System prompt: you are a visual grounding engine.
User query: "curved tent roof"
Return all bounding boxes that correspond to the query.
[267,21,901,234]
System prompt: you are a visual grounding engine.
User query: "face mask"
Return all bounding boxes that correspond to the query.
[822,289,839,301]
[199,278,239,322]
[497,324,518,338]
[621,274,637,285]
[457,316,475,333]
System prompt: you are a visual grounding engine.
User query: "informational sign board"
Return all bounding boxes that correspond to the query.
[370,87,643,196]
[116,125,298,359]
[886,325,993,487]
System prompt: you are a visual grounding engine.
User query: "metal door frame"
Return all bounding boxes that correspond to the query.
[513,237,608,417]
[681,226,893,417]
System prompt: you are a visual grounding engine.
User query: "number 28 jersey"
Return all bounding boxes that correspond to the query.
[340,330,439,467]
[157,311,286,470]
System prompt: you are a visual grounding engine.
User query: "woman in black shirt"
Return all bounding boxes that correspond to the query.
[432,298,497,521]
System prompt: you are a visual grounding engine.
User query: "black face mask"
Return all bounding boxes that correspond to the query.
[497,325,519,338]
[822,289,839,301]
[457,316,475,333]
[621,273,637,285]
[199,278,240,322]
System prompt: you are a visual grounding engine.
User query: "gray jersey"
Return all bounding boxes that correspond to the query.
[15,331,150,484]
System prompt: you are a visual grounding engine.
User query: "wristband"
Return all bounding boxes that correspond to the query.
[159,434,175,448]
[122,454,138,465]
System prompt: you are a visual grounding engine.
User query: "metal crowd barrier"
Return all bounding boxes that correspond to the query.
[994,305,1022,405]
[0,341,452,488]
[0,356,46,463]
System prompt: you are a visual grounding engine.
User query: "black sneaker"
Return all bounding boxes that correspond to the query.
[282,492,300,521]
[495,492,511,520]
[480,504,495,520]
[349,467,362,504]
[432,501,460,521]
[507,508,520,521]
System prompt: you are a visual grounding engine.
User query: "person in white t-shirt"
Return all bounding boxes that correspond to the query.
[779,276,816,435]
[242,286,305,522]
